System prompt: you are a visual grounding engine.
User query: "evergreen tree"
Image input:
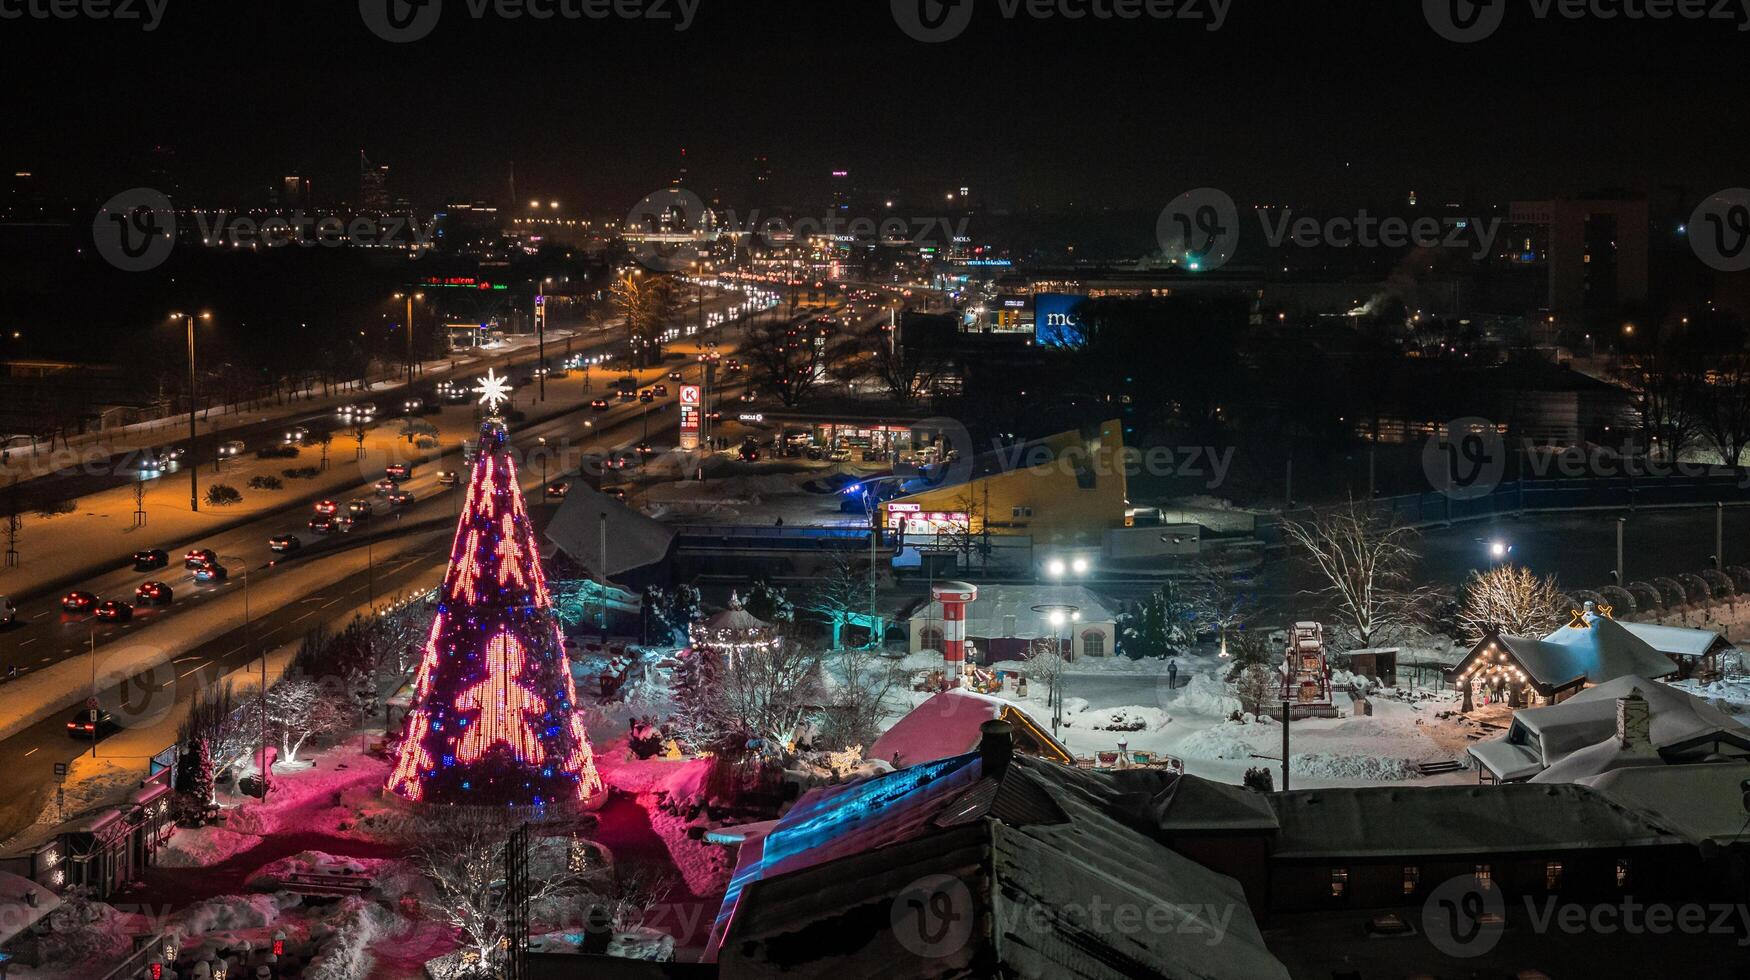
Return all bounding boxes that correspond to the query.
[743,579,794,625]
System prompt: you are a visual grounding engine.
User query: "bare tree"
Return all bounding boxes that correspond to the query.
[409,810,588,976]
[317,430,333,471]
[820,645,903,751]
[132,477,148,528]
[1458,563,1564,642]
[827,316,945,406]
[612,271,680,368]
[1282,500,1430,648]
[717,636,825,755]
[1190,562,1253,657]
[4,491,20,567]
[742,317,825,408]
[263,677,350,765]
[800,550,871,649]
[350,417,372,460]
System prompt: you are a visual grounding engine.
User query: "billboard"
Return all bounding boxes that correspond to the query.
[1033,293,1088,346]
[679,385,702,450]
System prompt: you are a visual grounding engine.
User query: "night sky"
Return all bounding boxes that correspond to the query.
[5,1,1746,213]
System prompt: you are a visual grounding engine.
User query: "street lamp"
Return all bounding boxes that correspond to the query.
[393,292,425,385]
[222,554,265,798]
[1032,602,1081,736]
[170,312,211,512]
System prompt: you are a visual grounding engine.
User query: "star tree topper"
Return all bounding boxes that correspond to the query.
[474,369,514,412]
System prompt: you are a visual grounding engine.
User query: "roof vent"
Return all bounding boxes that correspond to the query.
[979,719,1014,778]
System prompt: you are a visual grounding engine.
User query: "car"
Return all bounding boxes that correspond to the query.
[184,548,217,569]
[138,453,165,474]
[604,454,628,471]
[726,359,743,372]
[347,499,374,518]
[268,534,301,554]
[385,463,413,480]
[616,388,636,402]
[545,482,570,499]
[601,486,629,502]
[740,392,757,404]
[590,399,610,412]
[135,581,173,605]
[652,384,668,397]
[283,426,310,444]
[308,515,335,534]
[68,708,119,740]
[374,478,400,495]
[333,515,357,534]
[668,371,685,382]
[402,398,425,414]
[639,390,655,403]
[739,441,762,462]
[0,594,16,625]
[313,500,339,516]
[436,470,460,486]
[61,591,98,613]
[155,446,186,465]
[635,442,654,457]
[94,600,133,622]
[133,548,169,571]
[387,490,415,508]
[340,402,378,419]
[192,562,228,583]
[217,440,246,458]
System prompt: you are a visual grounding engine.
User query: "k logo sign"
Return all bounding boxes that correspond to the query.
[361,0,443,42]
[893,0,974,42]
[1690,189,1750,274]
[93,188,175,272]
[1424,0,1505,42]
[1423,417,1506,501]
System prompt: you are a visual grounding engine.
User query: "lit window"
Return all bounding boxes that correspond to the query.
[1330,867,1349,899]
[1474,864,1493,890]
[1546,861,1563,890]
[1081,632,1105,658]
[1402,866,1420,896]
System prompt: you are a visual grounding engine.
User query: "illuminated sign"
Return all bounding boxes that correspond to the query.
[679,385,701,406]
[1034,293,1088,346]
[679,386,701,451]
[889,503,922,512]
[738,413,764,423]
[420,277,510,291]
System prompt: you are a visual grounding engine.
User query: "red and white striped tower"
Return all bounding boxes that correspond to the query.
[932,582,979,679]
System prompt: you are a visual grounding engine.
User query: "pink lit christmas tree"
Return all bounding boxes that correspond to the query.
[388,372,603,807]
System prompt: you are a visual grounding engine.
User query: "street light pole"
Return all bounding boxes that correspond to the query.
[537,279,549,402]
[181,313,201,512]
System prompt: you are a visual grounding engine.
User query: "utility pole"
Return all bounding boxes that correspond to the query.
[536,280,547,402]
[1717,502,1725,572]
[180,312,204,512]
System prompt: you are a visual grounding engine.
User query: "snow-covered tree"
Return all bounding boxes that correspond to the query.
[1282,500,1430,648]
[1118,583,1197,659]
[1230,663,1277,717]
[819,644,903,751]
[263,677,350,765]
[800,550,873,649]
[718,637,824,755]
[409,810,588,977]
[1458,563,1564,642]
[1190,563,1254,657]
[670,648,731,753]
[743,579,794,625]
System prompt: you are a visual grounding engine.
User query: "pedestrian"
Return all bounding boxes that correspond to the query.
[1167,659,1178,691]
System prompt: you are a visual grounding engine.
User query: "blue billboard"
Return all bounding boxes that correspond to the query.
[1034,293,1088,346]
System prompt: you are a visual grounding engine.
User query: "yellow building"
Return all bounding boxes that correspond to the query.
[880,419,1128,551]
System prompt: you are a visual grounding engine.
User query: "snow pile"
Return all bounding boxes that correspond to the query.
[1085,706,1170,733]
[166,892,300,935]
[1175,721,1259,761]
[1173,673,1241,718]
[245,850,389,891]
[1290,752,1418,781]
[156,826,262,869]
[303,897,396,980]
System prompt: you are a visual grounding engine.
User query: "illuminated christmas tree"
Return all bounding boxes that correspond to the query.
[388,371,603,807]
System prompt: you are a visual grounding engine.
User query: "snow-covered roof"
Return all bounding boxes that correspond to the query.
[1269,783,1683,859]
[1578,761,1750,846]
[712,752,1288,979]
[868,689,1070,769]
[1477,613,1676,691]
[701,602,769,633]
[1156,773,1281,832]
[1470,676,1750,782]
[1619,621,1733,659]
[909,583,1117,639]
[0,869,62,945]
[543,482,677,580]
